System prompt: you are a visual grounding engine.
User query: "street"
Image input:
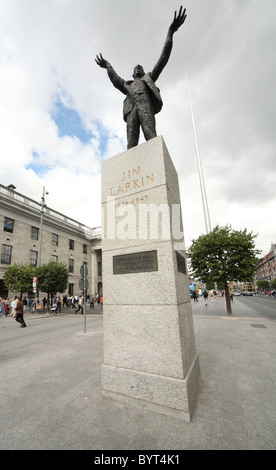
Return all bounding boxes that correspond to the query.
[0,312,103,356]
[1,296,275,357]
[0,296,275,450]
[238,295,276,320]
[192,294,276,320]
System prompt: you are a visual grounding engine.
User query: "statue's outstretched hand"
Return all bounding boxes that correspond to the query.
[170,6,187,34]
[95,53,108,69]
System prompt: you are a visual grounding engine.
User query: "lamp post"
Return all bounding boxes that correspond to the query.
[38,186,49,267]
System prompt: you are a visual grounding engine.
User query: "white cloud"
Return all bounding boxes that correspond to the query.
[0,0,275,257]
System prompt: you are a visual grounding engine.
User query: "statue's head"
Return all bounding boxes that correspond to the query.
[132,64,145,79]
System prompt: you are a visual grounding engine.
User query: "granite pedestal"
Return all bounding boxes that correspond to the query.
[101,136,200,421]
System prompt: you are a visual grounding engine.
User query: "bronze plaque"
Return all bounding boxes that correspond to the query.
[113,250,158,275]
[176,251,187,274]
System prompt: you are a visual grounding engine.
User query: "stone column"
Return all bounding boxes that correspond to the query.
[101,136,200,421]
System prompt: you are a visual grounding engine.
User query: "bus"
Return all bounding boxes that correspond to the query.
[229,283,241,296]
[241,282,254,296]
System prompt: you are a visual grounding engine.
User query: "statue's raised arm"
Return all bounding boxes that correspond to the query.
[95,53,126,95]
[151,6,187,82]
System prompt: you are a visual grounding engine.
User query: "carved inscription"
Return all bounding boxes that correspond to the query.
[110,167,154,196]
[176,251,187,274]
[113,250,158,275]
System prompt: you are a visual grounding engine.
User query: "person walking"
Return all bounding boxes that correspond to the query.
[70,295,76,310]
[15,297,27,328]
[203,290,208,305]
[75,295,84,314]
[192,291,198,302]
[10,297,17,317]
[0,298,3,316]
[23,296,27,312]
[89,295,94,309]
[56,296,62,313]
[28,297,33,313]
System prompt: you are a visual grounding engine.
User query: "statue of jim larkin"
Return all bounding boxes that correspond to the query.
[95,6,187,149]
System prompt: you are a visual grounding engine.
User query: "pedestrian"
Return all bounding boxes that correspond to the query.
[203,290,208,305]
[10,297,16,317]
[2,298,10,317]
[1,298,7,316]
[56,296,62,313]
[23,296,27,312]
[15,297,27,328]
[28,297,33,313]
[230,292,234,302]
[100,296,103,308]
[89,295,94,309]
[43,297,47,308]
[75,295,84,314]
[192,291,198,302]
[214,290,219,303]
[70,295,76,310]
[62,295,67,307]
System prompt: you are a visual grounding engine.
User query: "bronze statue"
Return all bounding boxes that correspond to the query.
[95,6,187,149]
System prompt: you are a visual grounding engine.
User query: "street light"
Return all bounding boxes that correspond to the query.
[38,186,49,267]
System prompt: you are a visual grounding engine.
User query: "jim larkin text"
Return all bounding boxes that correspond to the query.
[110,166,154,196]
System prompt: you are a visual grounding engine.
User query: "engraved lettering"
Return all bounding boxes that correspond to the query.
[147,174,154,184]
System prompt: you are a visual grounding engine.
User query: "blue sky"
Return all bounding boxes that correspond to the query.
[51,98,93,144]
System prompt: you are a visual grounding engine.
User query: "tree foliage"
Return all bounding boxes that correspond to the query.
[187,225,261,314]
[4,263,36,295]
[36,261,69,296]
[256,280,270,291]
[3,262,69,310]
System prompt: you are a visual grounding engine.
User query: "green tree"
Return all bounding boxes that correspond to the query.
[256,280,270,291]
[36,261,69,310]
[187,225,260,315]
[3,263,36,296]
[271,278,276,290]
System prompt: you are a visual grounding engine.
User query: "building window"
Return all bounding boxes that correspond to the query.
[69,258,74,273]
[52,233,58,246]
[1,245,12,264]
[51,255,58,263]
[68,283,74,296]
[30,250,38,266]
[4,217,14,233]
[31,226,39,240]
[98,261,102,277]
[69,239,74,250]
[83,244,87,254]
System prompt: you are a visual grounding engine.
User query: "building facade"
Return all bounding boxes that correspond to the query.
[257,243,276,283]
[0,184,102,299]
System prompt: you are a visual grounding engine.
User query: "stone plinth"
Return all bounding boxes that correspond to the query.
[101,136,200,421]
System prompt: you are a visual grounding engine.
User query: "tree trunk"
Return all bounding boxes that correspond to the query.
[224,280,232,315]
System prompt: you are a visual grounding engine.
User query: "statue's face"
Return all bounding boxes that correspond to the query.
[133,64,145,79]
